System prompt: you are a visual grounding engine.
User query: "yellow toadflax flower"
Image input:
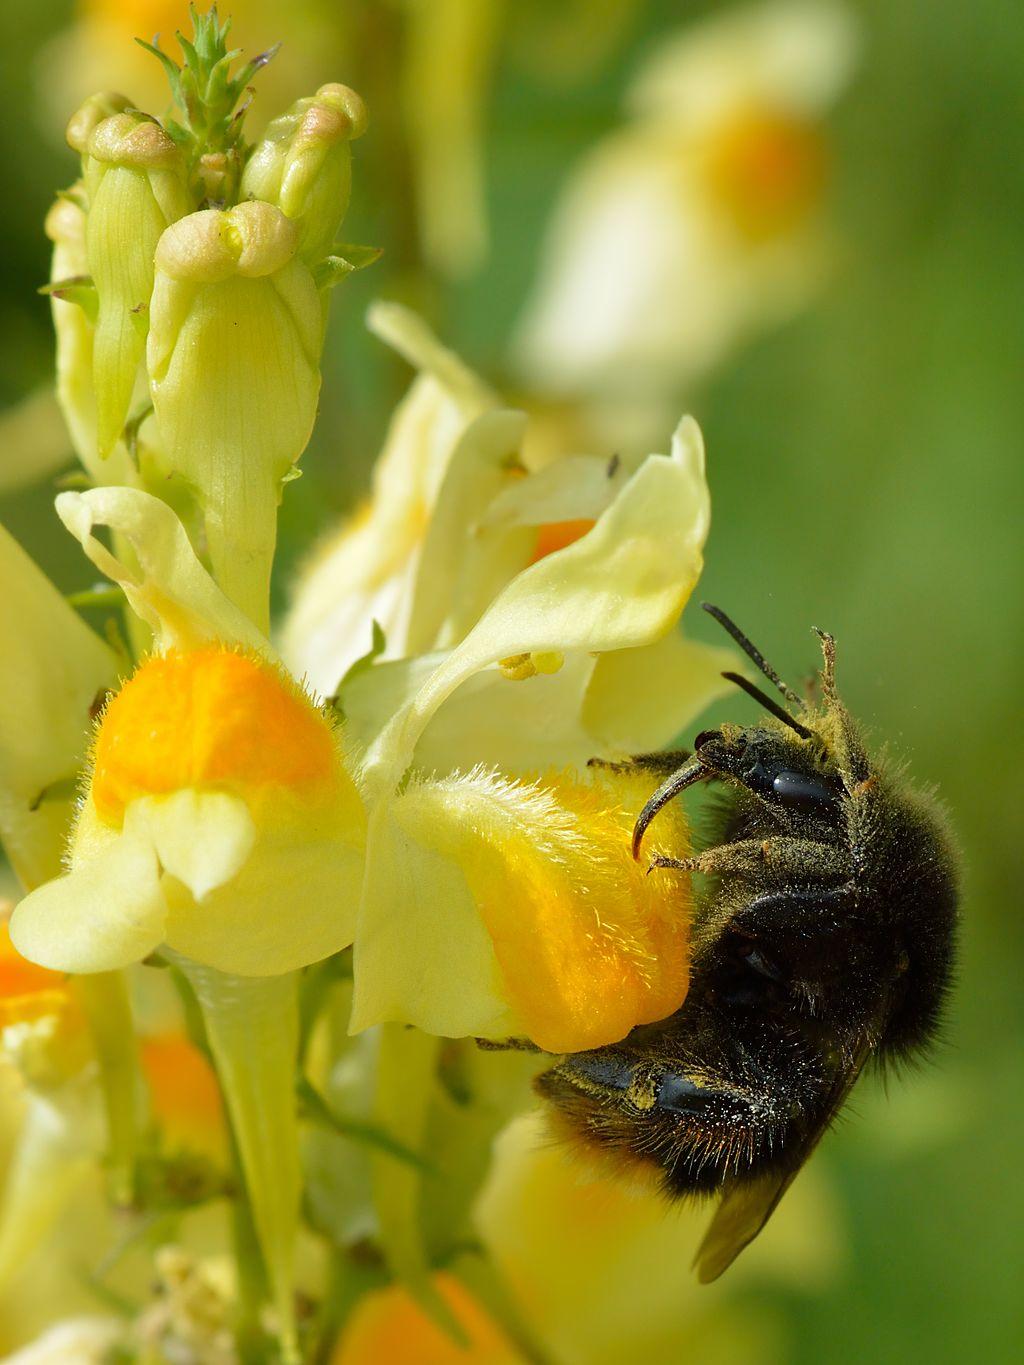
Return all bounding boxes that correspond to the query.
[514,0,858,433]
[10,486,365,1361]
[345,403,724,1054]
[282,307,735,1056]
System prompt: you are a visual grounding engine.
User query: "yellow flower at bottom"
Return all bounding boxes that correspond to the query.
[333,1272,521,1365]
[11,645,365,978]
[473,1111,845,1365]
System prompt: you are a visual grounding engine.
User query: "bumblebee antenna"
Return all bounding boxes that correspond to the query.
[813,628,837,700]
[722,672,812,739]
[701,603,802,707]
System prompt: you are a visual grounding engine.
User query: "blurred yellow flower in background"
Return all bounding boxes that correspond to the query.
[514,0,858,441]
[37,0,331,141]
[473,1111,845,1365]
[333,1271,521,1365]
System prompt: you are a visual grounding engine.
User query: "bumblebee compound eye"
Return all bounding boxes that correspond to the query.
[771,768,842,812]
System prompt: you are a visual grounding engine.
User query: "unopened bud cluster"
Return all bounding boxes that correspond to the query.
[47,11,368,631]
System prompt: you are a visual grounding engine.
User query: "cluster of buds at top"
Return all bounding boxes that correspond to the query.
[47,6,369,632]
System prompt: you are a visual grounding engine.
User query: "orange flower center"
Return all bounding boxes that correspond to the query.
[530,518,596,564]
[704,108,827,241]
[92,646,338,825]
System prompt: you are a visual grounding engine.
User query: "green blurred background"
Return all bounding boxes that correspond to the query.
[1,1,1021,1361]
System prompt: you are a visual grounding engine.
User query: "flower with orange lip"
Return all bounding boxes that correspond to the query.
[282,317,728,1056]
[14,641,364,978]
[8,483,366,1363]
[514,0,859,438]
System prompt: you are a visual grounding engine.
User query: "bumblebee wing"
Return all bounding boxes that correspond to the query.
[694,1169,797,1283]
[694,1039,872,1283]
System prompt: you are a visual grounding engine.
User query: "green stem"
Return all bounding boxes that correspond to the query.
[75,970,142,1206]
[229,1124,272,1365]
[180,963,302,1364]
[371,1024,466,1345]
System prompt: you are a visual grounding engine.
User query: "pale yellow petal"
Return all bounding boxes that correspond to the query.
[478,452,629,530]
[628,1,859,125]
[343,652,597,778]
[366,302,495,415]
[0,521,117,888]
[404,408,529,654]
[282,345,494,692]
[365,417,708,791]
[131,791,256,902]
[55,486,271,655]
[349,802,516,1039]
[10,824,166,973]
[163,829,364,977]
[582,631,737,754]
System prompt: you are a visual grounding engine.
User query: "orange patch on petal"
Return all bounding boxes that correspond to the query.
[705,108,827,241]
[0,915,67,1007]
[529,519,596,564]
[92,647,339,825]
[333,1273,521,1365]
[459,771,691,1053]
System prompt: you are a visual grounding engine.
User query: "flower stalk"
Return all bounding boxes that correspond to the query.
[73,971,143,1206]
[177,961,302,1363]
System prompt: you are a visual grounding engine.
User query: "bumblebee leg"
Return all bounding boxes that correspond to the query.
[588,749,690,776]
[474,1037,543,1053]
[648,852,700,872]
[663,836,848,881]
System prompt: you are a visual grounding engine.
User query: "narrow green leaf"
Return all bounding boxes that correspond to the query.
[296,1077,433,1174]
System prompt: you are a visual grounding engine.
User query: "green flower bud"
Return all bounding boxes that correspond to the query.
[148,201,323,632]
[64,91,132,155]
[44,191,138,489]
[240,83,368,264]
[82,111,191,461]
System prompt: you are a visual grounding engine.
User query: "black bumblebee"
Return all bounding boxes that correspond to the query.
[537,604,959,1281]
